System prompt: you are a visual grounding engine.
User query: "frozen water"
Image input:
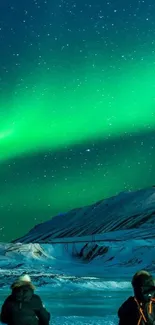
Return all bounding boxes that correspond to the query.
[0,278,132,325]
[0,236,154,325]
[1,188,155,324]
[0,237,155,324]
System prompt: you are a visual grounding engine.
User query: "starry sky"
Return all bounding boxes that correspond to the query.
[0,0,155,242]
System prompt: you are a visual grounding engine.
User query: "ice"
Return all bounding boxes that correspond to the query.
[0,279,131,325]
[1,187,155,324]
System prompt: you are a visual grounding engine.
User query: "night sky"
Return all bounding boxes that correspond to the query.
[0,0,155,242]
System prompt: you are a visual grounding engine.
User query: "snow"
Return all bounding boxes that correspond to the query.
[0,278,129,325]
[13,186,155,243]
[1,187,155,324]
[0,236,155,282]
[0,187,155,280]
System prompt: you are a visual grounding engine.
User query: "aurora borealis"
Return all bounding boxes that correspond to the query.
[0,0,155,241]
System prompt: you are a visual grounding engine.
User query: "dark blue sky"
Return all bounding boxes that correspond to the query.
[0,0,155,242]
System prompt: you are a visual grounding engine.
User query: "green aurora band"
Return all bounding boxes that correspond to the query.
[1,0,155,242]
[1,58,155,240]
[1,60,155,162]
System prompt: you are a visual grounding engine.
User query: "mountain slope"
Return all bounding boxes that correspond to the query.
[13,186,155,244]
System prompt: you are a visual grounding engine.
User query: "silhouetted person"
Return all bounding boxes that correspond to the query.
[0,274,50,325]
[118,270,155,325]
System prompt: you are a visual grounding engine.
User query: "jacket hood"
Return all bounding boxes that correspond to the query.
[132,270,151,287]
[11,281,35,302]
[132,274,155,303]
[132,274,155,290]
[11,280,35,290]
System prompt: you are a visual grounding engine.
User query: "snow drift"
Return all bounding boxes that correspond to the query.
[0,186,154,284]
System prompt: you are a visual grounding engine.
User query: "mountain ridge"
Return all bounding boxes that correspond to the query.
[13,186,155,244]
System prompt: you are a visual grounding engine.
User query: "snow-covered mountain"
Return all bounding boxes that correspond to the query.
[0,186,154,286]
[14,187,155,244]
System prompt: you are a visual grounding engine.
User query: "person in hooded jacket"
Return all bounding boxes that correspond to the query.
[118,270,155,325]
[0,274,50,325]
